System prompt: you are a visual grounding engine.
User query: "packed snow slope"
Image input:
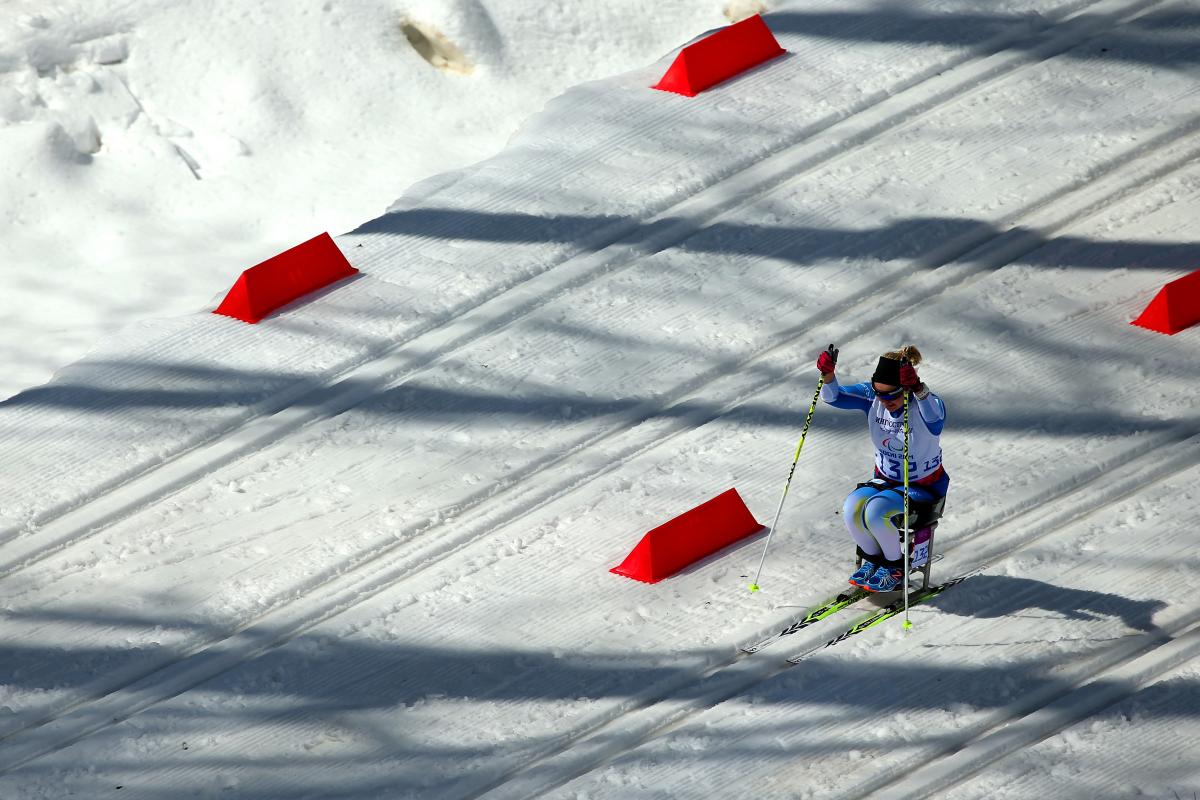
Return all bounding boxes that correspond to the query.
[0,0,737,400]
[2,0,1200,798]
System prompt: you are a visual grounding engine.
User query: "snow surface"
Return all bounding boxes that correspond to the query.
[0,0,735,400]
[2,0,1200,797]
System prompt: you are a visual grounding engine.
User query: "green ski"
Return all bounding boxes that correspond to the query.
[742,587,870,654]
[787,574,971,663]
[743,555,944,655]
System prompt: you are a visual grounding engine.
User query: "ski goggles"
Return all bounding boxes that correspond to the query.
[873,386,905,401]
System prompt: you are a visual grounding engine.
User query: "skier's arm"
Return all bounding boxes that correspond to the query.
[899,362,945,435]
[912,389,946,435]
[819,377,873,413]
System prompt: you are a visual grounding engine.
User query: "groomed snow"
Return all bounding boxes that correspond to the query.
[2,0,1199,798]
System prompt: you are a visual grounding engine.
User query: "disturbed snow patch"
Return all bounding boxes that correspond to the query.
[400,17,474,74]
[724,0,769,22]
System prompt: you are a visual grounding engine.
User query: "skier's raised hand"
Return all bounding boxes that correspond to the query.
[816,345,838,378]
[899,362,925,395]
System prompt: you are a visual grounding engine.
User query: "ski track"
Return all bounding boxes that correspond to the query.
[468,433,1200,800]
[868,618,1200,799]
[4,420,1195,791]
[0,134,1195,796]
[0,0,1178,747]
[925,663,1200,800]
[530,459,1200,800]
[0,0,1188,644]
[2,0,1200,794]
[3,66,1199,778]
[0,0,1159,571]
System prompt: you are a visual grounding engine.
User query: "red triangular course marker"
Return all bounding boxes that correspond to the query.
[1131,268,1200,335]
[611,488,764,583]
[653,15,786,97]
[214,232,358,324]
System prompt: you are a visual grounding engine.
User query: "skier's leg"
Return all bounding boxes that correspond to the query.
[861,486,946,591]
[860,490,907,591]
[843,486,884,586]
[843,485,885,556]
[862,489,906,562]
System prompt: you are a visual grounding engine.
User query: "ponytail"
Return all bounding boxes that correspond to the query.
[883,345,923,366]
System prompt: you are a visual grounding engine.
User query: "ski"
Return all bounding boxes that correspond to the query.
[741,587,870,654]
[786,573,972,663]
[742,554,945,655]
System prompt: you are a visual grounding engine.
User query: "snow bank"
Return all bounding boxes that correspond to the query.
[0,0,728,399]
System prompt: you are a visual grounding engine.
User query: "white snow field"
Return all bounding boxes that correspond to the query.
[3,0,1200,798]
[0,0,735,400]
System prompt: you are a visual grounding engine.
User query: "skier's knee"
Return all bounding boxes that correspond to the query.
[842,486,877,534]
[863,492,903,537]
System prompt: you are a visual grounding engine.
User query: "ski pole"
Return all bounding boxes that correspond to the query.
[901,363,913,630]
[749,344,837,593]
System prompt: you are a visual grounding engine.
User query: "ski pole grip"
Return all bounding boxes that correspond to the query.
[827,344,839,364]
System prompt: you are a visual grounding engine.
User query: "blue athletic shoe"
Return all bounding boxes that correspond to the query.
[865,566,904,593]
[848,560,876,588]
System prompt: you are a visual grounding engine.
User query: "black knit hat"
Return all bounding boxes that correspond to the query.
[871,356,903,386]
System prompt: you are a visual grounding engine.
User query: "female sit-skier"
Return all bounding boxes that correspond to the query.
[815,345,948,593]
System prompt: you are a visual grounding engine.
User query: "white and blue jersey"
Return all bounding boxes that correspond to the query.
[819,377,946,485]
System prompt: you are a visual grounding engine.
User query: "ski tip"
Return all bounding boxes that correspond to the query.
[749,584,760,593]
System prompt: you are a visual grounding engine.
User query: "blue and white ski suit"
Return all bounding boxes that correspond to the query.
[819,377,948,561]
